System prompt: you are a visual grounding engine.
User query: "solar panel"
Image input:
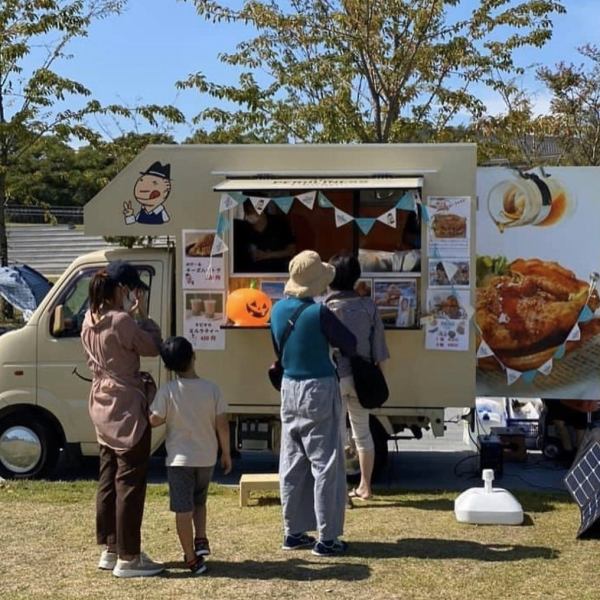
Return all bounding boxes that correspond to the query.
[565,442,600,538]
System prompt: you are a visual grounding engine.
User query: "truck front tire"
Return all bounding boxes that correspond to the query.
[0,416,59,479]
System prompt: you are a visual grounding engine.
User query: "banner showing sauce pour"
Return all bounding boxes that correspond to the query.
[476,167,600,399]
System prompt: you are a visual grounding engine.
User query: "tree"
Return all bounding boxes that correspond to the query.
[538,45,600,166]
[0,0,184,266]
[180,0,564,144]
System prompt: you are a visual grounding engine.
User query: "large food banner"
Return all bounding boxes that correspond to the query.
[476,167,600,399]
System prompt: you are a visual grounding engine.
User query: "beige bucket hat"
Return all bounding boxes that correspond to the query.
[284,250,336,298]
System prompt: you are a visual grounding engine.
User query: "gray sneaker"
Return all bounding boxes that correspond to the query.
[98,550,117,570]
[112,552,164,578]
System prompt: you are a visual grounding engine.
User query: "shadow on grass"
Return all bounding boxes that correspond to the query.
[350,497,455,511]
[161,558,370,581]
[346,538,558,562]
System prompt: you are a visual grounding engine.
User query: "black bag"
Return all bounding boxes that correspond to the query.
[268,303,311,391]
[350,311,389,409]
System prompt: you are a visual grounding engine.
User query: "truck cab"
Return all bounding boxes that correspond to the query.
[0,248,172,478]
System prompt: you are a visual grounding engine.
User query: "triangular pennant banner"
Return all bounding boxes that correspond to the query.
[578,305,594,323]
[442,261,459,282]
[465,304,475,322]
[249,196,270,215]
[216,213,230,235]
[377,208,397,228]
[355,218,376,235]
[296,191,316,210]
[554,344,566,360]
[567,324,582,342]
[411,190,422,205]
[477,340,494,359]
[506,368,522,386]
[210,235,228,256]
[334,208,354,228]
[273,196,295,214]
[396,192,416,212]
[521,370,538,384]
[538,358,554,376]
[219,193,240,213]
[421,204,430,223]
[318,191,333,208]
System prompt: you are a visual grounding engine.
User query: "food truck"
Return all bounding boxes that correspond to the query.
[0,144,477,478]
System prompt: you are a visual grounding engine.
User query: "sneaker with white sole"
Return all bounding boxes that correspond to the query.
[112,552,164,578]
[98,550,117,570]
[311,539,348,556]
[282,533,316,550]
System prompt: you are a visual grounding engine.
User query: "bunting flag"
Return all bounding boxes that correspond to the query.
[396,192,416,212]
[334,208,354,228]
[442,260,459,282]
[476,340,494,359]
[210,235,228,256]
[539,358,554,376]
[272,196,295,214]
[465,304,475,322]
[216,213,230,235]
[377,208,397,228]
[554,344,566,360]
[296,191,316,210]
[578,305,595,323]
[317,191,333,208]
[567,324,582,342]
[355,218,376,235]
[506,368,522,386]
[521,370,538,384]
[249,196,270,215]
[420,204,430,223]
[219,193,240,213]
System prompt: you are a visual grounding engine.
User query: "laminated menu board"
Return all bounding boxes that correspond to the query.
[426,197,471,258]
[183,291,225,350]
[182,230,225,290]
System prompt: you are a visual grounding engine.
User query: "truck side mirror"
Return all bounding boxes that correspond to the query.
[52,305,65,336]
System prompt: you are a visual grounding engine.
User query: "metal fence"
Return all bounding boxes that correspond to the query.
[6,204,84,225]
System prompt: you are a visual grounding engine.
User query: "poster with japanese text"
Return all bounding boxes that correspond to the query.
[184,292,225,351]
[426,196,471,258]
[425,289,470,351]
[182,230,225,290]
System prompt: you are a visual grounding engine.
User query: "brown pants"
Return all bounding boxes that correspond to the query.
[96,426,151,556]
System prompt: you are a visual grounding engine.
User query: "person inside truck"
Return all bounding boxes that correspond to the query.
[271,250,356,556]
[81,261,164,578]
[233,200,296,273]
[325,253,389,501]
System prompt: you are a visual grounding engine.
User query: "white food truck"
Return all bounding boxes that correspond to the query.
[0,144,476,477]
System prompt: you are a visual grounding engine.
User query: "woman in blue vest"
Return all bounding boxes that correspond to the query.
[271,250,356,556]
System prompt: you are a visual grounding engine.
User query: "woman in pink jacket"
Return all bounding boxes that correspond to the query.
[81,261,163,578]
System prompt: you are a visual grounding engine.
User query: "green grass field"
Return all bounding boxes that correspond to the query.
[0,479,596,600]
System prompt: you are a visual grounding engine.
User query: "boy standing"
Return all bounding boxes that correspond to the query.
[150,336,231,574]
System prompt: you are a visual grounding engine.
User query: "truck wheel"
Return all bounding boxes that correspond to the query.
[0,416,59,479]
[370,416,389,476]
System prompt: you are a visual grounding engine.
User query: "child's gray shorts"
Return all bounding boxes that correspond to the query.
[167,465,214,513]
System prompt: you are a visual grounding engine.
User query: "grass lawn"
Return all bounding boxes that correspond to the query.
[0,479,597,600]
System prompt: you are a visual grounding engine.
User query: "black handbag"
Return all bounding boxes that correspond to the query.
[268,303,311,391]
[350,314,389,409]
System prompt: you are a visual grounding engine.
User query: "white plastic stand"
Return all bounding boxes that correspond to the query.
[454,469,524,525]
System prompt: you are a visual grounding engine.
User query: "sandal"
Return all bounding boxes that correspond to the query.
[348,488,370,501]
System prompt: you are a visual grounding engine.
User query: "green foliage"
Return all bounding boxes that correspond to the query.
[0,1,185,265]
[181,0,565,144]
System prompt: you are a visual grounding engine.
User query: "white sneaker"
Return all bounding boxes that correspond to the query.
[112,552,164,578]
[98,550,117,570]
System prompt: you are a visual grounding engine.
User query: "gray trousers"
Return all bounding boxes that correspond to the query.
[279,376,346,541]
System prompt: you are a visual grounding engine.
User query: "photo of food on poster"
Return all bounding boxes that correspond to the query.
[373,279,418,328]
[426,196,471,258]
[425,289,470,351]
[476,167,600,399]
[428,259,470,288]
[183,230,224,290]
[183,291,225,350]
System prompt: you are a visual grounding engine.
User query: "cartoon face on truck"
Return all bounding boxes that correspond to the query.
[123,161,172,225]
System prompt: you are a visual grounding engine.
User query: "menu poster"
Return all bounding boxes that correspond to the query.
[425,289,470,352]
[183,230,225,290]
[426,196,471,258]
[428,258,470,288]
[184,291,225,350]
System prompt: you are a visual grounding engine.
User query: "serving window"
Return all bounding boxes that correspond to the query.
[230,188,421,277]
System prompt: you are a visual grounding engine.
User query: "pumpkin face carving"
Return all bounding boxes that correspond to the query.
[226,287,272,326]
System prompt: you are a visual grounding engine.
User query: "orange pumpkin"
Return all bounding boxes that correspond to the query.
[226,286,272,326]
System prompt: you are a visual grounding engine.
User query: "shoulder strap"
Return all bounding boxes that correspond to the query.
[273,302,311,358]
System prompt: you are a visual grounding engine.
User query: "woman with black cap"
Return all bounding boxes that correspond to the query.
[81,260,164,578]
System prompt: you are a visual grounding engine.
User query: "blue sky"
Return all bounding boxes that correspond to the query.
[53,0,600,141]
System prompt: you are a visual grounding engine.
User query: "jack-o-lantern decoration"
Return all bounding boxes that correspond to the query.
[226,283,272,326]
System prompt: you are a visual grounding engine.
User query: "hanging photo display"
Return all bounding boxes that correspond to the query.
[183,230,225,290]
[373,279,418,328]
[426,196,471,258]
[477,167,600,397]
[260,280,286,306]
[184,291,225,351]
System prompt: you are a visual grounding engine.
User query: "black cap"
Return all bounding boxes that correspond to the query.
[140,161,171,179]
[106,260,148,290]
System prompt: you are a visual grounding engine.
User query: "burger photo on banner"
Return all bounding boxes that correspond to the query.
[476,167,600,399]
